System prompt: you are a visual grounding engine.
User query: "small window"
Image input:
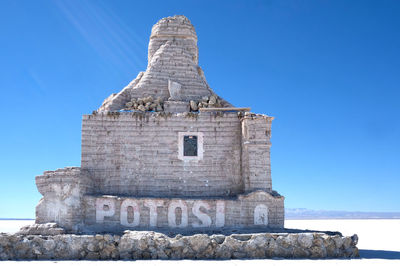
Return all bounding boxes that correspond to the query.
[178,132,203,161]
[184,136,198,156]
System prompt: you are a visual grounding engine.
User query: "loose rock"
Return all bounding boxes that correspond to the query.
[190,100,198,111]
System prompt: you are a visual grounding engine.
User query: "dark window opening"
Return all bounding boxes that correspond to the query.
[184,135,198,156]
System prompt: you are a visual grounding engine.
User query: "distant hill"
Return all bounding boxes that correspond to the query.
[286,208,400,219]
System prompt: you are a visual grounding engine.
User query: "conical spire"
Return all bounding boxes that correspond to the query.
[98,15,231,112]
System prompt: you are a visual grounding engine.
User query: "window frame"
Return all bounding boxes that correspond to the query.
[178,132,204,161]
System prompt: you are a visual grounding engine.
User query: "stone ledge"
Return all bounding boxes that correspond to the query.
[0,231,358,260]
[17,223,65,236]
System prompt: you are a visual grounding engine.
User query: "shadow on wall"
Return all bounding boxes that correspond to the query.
[360,249,400,260]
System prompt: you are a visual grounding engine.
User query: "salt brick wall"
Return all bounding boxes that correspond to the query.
[35,112,284,231]
[81,112,244,197]
[241,116,273,193]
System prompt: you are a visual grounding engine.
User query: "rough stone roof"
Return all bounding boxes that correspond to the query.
[98,15,231,112]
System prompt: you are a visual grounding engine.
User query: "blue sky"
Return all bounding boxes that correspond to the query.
[0,0,399,218]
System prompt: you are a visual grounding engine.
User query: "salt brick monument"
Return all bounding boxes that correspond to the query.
[0,15,359,260]
[35,15,284,233]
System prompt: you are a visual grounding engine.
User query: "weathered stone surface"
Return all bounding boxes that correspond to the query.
[35,167,92,232]
[0,232,359,260]
[168,80,183,100]
[163,100,190,113]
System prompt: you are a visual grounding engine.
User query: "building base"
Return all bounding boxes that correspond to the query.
[0,229,359,260]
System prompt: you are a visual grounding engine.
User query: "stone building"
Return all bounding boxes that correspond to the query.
[35,15,284,233]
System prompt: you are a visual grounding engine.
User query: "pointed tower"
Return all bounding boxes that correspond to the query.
[99,15,230,113]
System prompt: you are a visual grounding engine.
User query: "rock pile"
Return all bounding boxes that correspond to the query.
[122,94,227,112]
[123,96,164,112]
[0,231,359,260]
[189,94,226,112]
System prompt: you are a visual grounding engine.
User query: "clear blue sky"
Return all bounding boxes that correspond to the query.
[0,0,399,218]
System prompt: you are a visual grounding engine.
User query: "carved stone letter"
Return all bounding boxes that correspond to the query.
[120,199,140,227]
[215,200,225,227]
[192,201,212,228]
[144,199,164,227]
[96,197,116,223]
[168,200,188,228]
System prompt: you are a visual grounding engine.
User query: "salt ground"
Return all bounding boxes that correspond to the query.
[1,219,399,265]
